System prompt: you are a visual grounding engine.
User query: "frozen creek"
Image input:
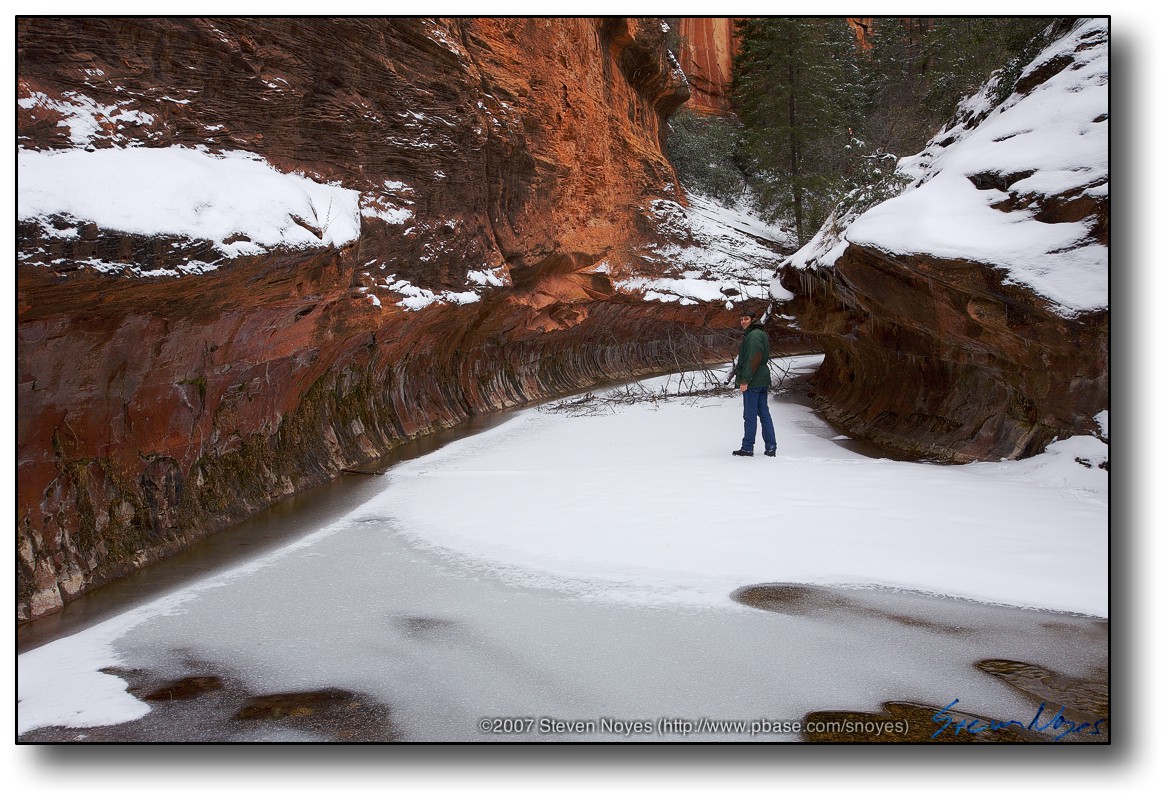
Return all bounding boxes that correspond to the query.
[18,357,1109,742]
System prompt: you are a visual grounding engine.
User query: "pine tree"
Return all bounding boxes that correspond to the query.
[863,17,1058,155]
[861,18,929,154]
[733,18,864,244]
[725,17,1061,244]
[666,109,746,204]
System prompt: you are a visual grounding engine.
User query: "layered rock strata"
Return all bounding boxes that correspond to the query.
[776,19,1109,463]
[17,17,794,620]
[782,248,1107,462]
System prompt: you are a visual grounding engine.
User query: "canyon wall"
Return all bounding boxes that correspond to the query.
[846,18,875,51]
[17,17,794,621]
[775,19,1109,463]
[675,18,739,115]
[673,17,876,115]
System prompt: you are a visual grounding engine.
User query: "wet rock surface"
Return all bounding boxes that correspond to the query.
[142,675,224,701]
[732,583,967,636]
[734,583,1109,743]
[19,665,398,743]
[803,668,1109,744]
[976,657,1109,723]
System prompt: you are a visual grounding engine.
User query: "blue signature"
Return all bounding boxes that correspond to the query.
[931,698,1107,741]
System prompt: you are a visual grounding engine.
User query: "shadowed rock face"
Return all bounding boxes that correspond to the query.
[776,21,1109,463]
[17,18,751,621]
[782,248,1108,463]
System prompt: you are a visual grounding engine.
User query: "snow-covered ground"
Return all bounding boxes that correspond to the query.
[17,356,1107,737]
[386,356,1107,615]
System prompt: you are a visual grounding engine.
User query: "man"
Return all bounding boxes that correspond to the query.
[733,309,776,457]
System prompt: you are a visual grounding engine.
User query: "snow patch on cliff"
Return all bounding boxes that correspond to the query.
[360,180,415,226]
[386,275,485,311]
[19,146,363,265]
[18,90,157,147]
[467,266,509,288]
[781,205,854,272]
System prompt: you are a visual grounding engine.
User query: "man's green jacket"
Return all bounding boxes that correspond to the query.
[735,323,771,388]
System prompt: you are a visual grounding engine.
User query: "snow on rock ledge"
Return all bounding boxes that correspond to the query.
[846,18,1109,317]
[776,19,1109,463]
[18,146,362,268]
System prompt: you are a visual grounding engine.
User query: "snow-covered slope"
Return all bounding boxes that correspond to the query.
[619,192,795,305]
[791,18,1108,317]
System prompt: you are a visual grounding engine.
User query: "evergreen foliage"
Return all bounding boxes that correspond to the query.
[665,109,746,205]
[862,17,1058,155]
[732,18,862,244]
[660,16,1067,246]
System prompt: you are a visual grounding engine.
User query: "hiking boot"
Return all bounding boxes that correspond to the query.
[732,449,754,457]
[764,448,777,457]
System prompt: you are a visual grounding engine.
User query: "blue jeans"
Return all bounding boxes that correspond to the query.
[741,386,776,453]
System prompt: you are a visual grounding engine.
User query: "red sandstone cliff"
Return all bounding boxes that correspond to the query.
[676,18,739,115]
[673,18,878,116]
[18,18,799,621]
[847,18,875,51]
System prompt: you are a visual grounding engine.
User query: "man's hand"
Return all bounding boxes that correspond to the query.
[740,383,748,392]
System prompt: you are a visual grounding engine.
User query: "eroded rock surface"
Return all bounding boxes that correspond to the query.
[17,18,794,620]
[675,18,739,115]
[776,19,1108,463]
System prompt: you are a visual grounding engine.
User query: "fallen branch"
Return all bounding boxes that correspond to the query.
[540,357,801,416]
